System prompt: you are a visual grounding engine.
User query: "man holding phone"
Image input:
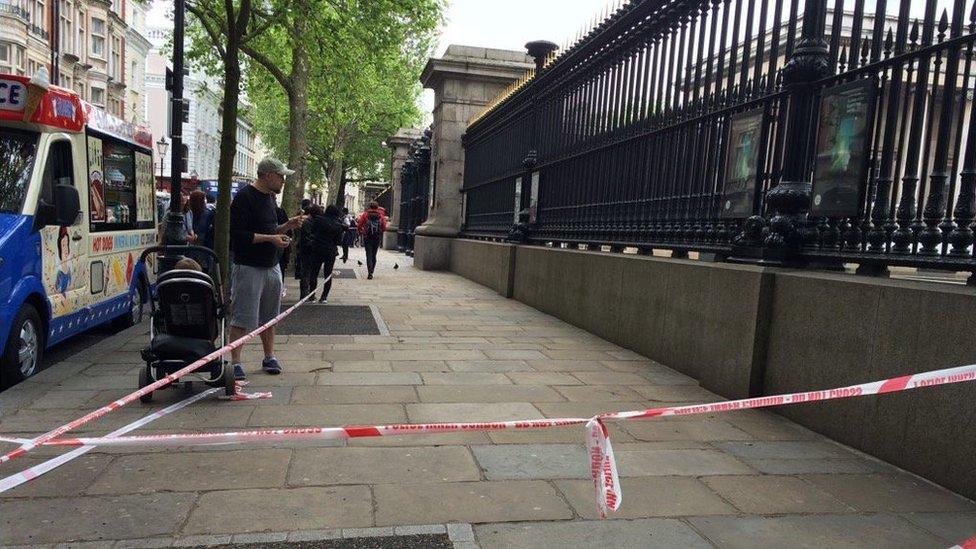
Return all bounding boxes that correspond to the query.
[228,158,307,379]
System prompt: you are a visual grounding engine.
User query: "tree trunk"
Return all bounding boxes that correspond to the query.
[213,31,243,286]
[326,156,344,205]
[280,17,310,215]
[335,169,348,206]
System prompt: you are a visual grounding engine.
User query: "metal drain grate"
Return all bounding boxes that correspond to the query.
[276,304,381,335]
[182,534,452,548]
[331,268,357,279]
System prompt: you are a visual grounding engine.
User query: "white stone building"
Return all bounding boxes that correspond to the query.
[145,26,258,184]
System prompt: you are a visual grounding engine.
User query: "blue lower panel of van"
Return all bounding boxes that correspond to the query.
[47,293,131,346]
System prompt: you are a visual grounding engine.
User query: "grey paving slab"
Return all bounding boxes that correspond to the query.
[735,457,880,475]
[329,361,393,372]
[524,360,608,372]
[475,519,712,549]
[701,475,855,514]
[553,385,645,401]
[555,477,738,519]
[619,418,753,442]
[419,373,513,385]
[417,385,565,403]
[0,493,196,545]
[288,446,480,485]
[688,514,946,549]
[799,474,976,513]
[373,481,573,525]
[446,360,533,372]
[902,512,976,543]
[713,440,859,460]
[247,404,406,426]
[0,454,113,499]
[315,372,422,385]
[290,386,418,404]
[406,402,544,422]
[471,444,589,480]
[615,448,756,476]
[86,449,291,494]
[182,486,372,534]
[506,372,583,385]
[24,389,102,409]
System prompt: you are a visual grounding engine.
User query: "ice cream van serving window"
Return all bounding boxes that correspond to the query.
[87,130,153,232]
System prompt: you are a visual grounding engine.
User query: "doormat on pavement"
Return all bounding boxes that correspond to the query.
[331,268,357,279]
[275,305,381,335]
[185,534,453,549]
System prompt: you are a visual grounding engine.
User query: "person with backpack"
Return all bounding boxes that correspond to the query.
[305,204,345,302]
[356,201,388,279]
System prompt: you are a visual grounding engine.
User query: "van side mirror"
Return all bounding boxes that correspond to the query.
[54,184,81,226]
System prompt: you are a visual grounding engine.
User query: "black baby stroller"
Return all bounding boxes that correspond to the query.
[137,245,235,402]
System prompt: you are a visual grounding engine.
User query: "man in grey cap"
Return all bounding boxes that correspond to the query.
[228,158,307,379]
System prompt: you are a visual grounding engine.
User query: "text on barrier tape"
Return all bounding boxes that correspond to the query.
[18,362,976,518]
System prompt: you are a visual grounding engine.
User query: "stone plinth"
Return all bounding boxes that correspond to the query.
[413,45,534,270]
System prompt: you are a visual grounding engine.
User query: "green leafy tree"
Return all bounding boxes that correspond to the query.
[241,0,442,212]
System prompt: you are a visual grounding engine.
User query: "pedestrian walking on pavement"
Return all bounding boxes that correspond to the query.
[294,199,313,283]
[228,158,307,380]
[341,207,356,263]
[356,201,387,279]
[298,204,322,298]
[304,204,345,303]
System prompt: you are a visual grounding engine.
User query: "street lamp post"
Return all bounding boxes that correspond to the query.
[155,137,169,185]
[159,0,187,271]
[161,0,188,257]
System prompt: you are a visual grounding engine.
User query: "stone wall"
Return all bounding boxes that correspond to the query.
[447,238,976,500]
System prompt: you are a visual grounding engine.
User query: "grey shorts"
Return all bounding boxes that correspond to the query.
[230,263,282,330]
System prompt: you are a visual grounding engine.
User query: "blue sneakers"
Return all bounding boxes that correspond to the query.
[262,357,282,375]
[233,363,246,380]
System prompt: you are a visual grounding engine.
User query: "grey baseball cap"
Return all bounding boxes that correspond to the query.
[257,157,295,176]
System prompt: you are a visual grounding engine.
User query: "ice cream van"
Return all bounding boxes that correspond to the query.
[0,71,157,385]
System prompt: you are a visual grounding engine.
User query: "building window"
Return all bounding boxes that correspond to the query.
[91,87,105,106]
[91,17,105,57]
[111,36,121,80]
[0,43,9,67]
[32,0,44,29]
[59,2,74,54]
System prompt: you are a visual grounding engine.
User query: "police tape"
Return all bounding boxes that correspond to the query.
[951,536,976,549]
[0,291,315,465]
[0,387,222,494]
[24,362,976,518]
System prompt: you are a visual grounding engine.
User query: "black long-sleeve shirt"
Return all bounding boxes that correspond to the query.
[230,184,280,268]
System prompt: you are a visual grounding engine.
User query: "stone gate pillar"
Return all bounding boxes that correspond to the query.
[413,45,534,270]
[384,128,423,250]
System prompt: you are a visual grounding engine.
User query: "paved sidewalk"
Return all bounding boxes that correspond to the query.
[0,248,974,548]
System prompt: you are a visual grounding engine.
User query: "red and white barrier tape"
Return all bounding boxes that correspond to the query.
[0,387,221,493]
[217,380,274,401]
[0,291,314,465]
[23,362,976,517]
[950,536,976,549]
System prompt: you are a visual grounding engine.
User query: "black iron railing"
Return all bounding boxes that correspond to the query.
[398,129,431,255]
[461,0,976,283]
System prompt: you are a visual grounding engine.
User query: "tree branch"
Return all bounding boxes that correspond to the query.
[239,42,294,95]
[186,2,227,59]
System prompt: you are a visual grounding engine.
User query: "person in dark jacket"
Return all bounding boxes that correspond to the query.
[305,204,345,303]
[298,204,322,298]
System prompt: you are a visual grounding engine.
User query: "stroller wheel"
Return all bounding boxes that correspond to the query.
[222,361,236,397]
[138,367,154,403]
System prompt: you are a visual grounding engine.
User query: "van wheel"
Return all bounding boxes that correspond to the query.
[1,304,44,385]
[113,278,146,330]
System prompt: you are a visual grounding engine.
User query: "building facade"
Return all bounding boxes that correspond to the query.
[0,0,149,122]
[145,27,259,186]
